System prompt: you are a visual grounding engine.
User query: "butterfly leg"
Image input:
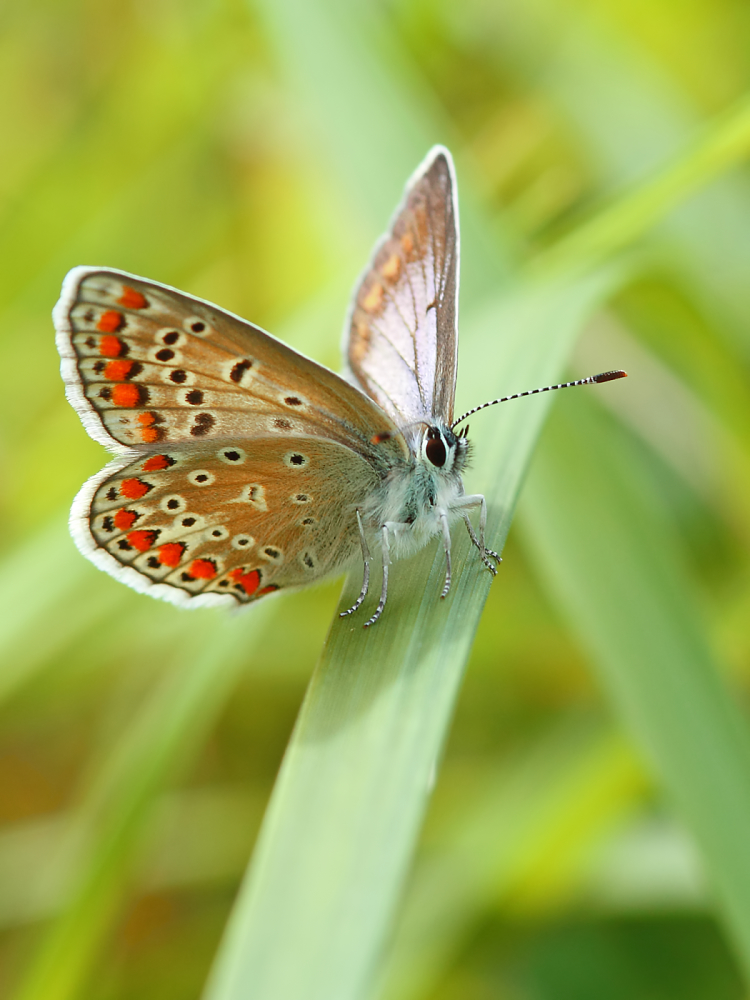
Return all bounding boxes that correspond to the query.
[340,510,371,618]
[364,522,393,628]
[461,513,499,574]
[439,508,452,599]
[456,494,501,574]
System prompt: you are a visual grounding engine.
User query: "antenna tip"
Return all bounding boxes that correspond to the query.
[593,369,627,383]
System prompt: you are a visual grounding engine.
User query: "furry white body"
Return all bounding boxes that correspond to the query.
[361,426,470,558]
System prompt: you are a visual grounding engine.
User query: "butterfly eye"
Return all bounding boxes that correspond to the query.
[425,431,447,468]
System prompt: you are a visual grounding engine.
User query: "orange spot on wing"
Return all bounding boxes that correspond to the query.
[118,286,148,309]
[113,509,138,530]
[158,542,185,567]
[99,335,124,357]
[97,310,124,333]
[120,478,150,500]
[258,585,279,597]
[137,412,160,443]
[190,558,217,580]
[401,231,415,256]
[350,319,371,365]
[112,383,141,408]
[143,454,171,472]
[230,568,261,596]
[127,530,158,552]
[382,253,401,282]
[104,359,133,380]
[362,282,384,313]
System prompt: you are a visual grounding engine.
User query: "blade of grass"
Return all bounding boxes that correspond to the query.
[520,393,750,980]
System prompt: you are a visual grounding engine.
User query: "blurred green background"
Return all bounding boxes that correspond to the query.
[3,1,750,998]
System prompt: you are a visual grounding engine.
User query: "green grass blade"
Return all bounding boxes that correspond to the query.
[520,394,750,979]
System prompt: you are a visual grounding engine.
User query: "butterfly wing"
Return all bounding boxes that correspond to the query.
[344,145,459,427]
[54,266,410,607]
[55,267,405,457]
[75,437,378,608]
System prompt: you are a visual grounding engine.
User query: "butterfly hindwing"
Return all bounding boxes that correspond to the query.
[345,146,459,427]
[55,267,406,458]
[75,436,380,607]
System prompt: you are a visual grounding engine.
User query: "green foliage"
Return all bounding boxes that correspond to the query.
[2,2,750,999]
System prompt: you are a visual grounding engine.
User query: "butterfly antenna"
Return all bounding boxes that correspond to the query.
[450,370,627,430]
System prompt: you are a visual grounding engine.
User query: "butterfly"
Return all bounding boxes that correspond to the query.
[55,146,624,626]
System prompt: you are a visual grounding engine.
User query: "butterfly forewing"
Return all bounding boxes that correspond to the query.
[56,268,405,458]
[345,147,459,427]
[77,436,379,607]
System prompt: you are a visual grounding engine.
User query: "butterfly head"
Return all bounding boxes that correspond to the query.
[421,423,469,477]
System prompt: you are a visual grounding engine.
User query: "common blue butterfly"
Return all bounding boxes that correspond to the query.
[54,147,624,625]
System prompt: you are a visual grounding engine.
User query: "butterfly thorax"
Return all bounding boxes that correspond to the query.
[361,423,470,557]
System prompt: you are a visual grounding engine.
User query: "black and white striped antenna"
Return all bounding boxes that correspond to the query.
[450,370,627,430]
